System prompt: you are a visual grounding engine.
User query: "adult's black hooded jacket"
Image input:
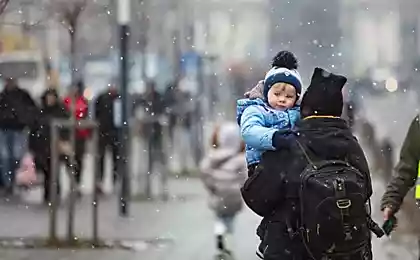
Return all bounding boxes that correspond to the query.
[258,117,372,260]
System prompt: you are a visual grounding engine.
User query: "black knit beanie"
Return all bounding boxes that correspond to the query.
[300,67,347,118]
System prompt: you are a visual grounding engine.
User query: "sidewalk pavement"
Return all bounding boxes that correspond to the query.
[0,177,261,260]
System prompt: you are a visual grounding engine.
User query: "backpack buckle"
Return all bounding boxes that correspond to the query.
[343,224,353,241]
[336,199,352,209]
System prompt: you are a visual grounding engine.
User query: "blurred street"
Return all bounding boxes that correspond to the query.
[0,0,419,259]
[0,126,413,260]
[0,177,261,260]
[0,153,417,260]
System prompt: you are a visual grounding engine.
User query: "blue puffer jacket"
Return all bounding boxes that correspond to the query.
[236,98,300,165]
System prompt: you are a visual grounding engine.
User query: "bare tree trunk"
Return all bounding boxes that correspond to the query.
[0,0,9,16]
[70,31,77,84]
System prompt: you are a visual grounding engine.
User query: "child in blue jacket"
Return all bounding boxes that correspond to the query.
[237,51,302,176]
[237,50,302,259]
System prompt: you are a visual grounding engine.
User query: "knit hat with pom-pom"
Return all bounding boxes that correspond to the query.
[263,51,302,100]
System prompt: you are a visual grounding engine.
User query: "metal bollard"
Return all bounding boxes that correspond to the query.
[91,126,99,244]
[48,119,99,244]
[191,108,203,168]
[146,132,153,199]
[49,122,59,242]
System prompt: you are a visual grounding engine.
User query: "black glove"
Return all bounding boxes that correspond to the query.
[272,129,295,150]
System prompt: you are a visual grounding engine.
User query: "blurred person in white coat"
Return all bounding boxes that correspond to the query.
[200,122,247,258]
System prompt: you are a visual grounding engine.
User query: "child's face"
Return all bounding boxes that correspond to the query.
[267,83,297,110]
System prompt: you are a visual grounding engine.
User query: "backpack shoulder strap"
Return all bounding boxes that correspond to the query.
[295,139,317,169]
[295,139,350,170]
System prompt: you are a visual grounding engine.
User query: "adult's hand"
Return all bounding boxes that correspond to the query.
[383,206,393,221]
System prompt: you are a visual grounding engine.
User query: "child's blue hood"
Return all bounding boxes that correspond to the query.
[236,98,266,125]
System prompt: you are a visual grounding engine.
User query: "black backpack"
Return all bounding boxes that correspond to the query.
[295,140,374,260]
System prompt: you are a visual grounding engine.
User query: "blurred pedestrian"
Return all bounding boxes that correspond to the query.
[163,80,179,145]
[381,115,420,259]
[143,80,165,163]
[29,89,69,204]
[163,79,193,135]
[344,100,356,131]
[141,80,170,198]
[163,79,195,172]
[199,122,247,258]
[94,83,120,194]
[0,78,37,195]
[63,80,90,196]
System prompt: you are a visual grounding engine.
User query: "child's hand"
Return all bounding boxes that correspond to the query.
[245,81,264,100]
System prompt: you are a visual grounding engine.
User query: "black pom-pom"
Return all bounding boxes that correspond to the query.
[271,51,298,69]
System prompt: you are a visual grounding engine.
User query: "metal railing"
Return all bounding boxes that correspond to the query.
[49,118,99,244]
[46,113,206,244]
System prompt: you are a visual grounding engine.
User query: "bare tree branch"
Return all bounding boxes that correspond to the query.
[0,2,52,28]
[51,0,87,35]
[1,19,47,29]
[70,1,114,28]
[0,0,9,16]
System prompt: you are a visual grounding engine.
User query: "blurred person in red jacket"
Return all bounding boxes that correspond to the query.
[63,81,90,195]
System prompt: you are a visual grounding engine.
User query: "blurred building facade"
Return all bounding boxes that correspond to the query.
[339,0,401,81]
[2,0,420,95]
[339,0,420,95]
[268,0,343,85]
